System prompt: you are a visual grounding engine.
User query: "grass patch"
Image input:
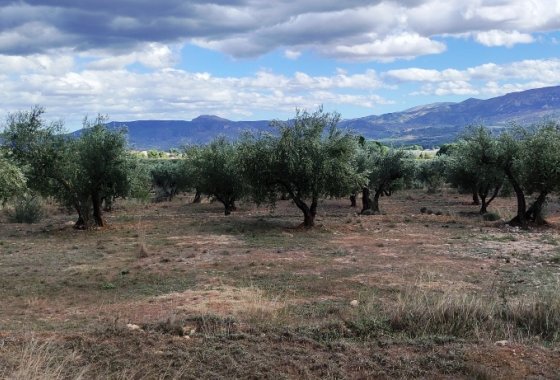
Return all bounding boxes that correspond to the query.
[388,284,560,342]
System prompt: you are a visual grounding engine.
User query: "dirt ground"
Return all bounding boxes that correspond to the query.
[1,189,559,379]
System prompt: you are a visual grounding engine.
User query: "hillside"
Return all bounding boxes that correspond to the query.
[88,85,560,149]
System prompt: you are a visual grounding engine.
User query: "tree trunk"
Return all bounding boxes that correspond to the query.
[361,187,372,214]
[103,196,113,212]
[92,192,104,227]
[526,191,548,225]
[350,193,357,207]
[478,187,488,214]
[73,199,92,230]
[192,190,201,203]
[372,189,382,213]
[292,195,316,227]
[505,168,527,228]
[224,204,232,215]
[304,197,318,227]
[479,200,488,214]
[472,188,480,205]
[215,194,237,216]
[480,184,501,214]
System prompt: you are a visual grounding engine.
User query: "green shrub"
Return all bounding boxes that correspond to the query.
[482,212,500,221]
[9,195,43,223]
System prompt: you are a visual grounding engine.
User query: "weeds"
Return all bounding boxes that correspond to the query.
[4,338,88,380]
[9,195,43,224]
[387,283,560,342]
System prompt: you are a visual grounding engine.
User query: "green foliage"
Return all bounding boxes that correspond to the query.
[482,212,500,221]
[127,159,152,202]
[416,157,447,193]
[402,144,423,151]
[517,122,560,196]
[0,155,26,205]
[9,194,43,223]
[497,121,560,225]
[147,149,166,159]
[240,107,362,226]
[187,137,244,215]
[77,116,131,209]
[436,143,456,156]
[149,159,190,202]
[359,145,415,213]
[2,108,131,228]
[447,126,504,213]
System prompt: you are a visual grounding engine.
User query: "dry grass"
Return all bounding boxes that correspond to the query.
[3,338,88,380]
[388,280,560,342]
[1,190,560,378]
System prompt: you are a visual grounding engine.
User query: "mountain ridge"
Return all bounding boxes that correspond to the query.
[88,85,560,150]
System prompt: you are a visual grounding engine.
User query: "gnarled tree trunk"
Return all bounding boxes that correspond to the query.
[292,195,317,227]
[92,192,105,227]
[525,191,548,225]
[371,188,383,213]
[505,168,527,228]
[216,195,237,215]
[361,187,372,214]
[472,188,480,205]
[350,193,357,207]
[192,190,201,204]
[73,198,92,229]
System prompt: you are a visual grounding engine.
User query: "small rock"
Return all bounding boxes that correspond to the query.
[126,323,141,331]
[495,340,509,346]
[350,299,359,307]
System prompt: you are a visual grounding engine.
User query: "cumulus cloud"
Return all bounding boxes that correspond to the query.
[323,33,446,61]
[284,49,301,60]
[474,30,534,47]
[0,1,557,61]
[387,58,560,97]
[0,64,390,128]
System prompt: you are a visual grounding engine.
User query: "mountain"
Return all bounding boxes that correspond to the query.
[339,86,560,146]
[102,117,270,150]
[79,85,560,150]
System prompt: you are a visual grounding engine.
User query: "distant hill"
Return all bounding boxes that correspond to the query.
[339,85,560,147]
[102,116,270,150]
[75,85,560,150]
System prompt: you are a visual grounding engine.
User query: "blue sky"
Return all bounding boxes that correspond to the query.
[0,1,559,130]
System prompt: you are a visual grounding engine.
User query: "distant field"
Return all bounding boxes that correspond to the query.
[1,190,560,379]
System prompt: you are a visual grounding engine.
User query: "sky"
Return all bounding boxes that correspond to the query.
[1,0,559,131]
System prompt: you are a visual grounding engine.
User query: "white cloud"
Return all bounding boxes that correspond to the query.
[85,43,178,70]
[474,30,534,47]
[284,49,301,60]
[385,68,466,82]
[390,58,560,98]
[0,1,557,61]
[0,65,390,129]
[324,33,446,61]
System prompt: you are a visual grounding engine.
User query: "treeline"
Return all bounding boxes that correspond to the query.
[1,106,560,229]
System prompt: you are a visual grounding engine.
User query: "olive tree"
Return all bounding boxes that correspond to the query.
[498,122,560,227]
[240,108,362,227]
[188,137,244,215]
[75,117,131,226]
[416,156,447,194]
[359,146,415,214]
[0,155,26,205]
[447,126,504,214]
[149,159,190,202]
[2,107,130,228]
